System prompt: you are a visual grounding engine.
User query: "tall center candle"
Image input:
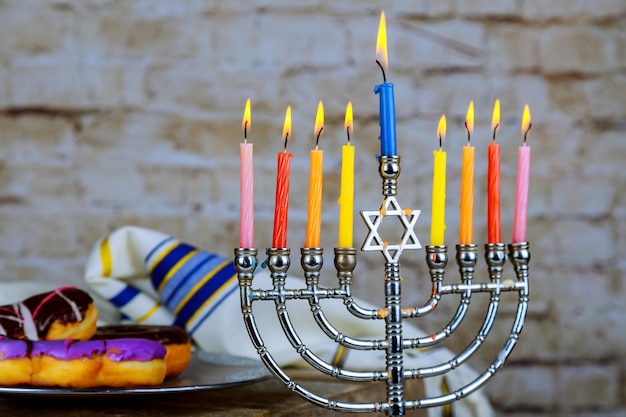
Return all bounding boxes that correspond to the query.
[374,11,396,156]
[459,101,475,245]
[272,106,293,248]
[430,115,447,246]
[512,105,532,243]
[487,100,501,244]
[305,101,324,248]
[239,99,254,248]
[338,102,355,248]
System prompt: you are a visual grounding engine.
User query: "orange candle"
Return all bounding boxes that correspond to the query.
[305,101,324,248]
[459,101,474,245]
[272,106,293,248]
[487,100,501,244]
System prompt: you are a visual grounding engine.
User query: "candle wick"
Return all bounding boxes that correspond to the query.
[283,133,289,152]
[315,127,323,148]
[346,127,351,145]
[439,135,442,150]
[376,60,387,83]
[492,123,499,143]
[244,121,248,141]
[523,122,532,145]
[464,121,471,145]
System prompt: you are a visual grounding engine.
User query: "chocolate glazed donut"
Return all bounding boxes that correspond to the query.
[0,287,97,341]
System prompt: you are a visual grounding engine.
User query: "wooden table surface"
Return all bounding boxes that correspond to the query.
[0,370,427,417]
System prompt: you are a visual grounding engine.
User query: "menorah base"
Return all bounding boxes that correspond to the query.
[234,242,529,416]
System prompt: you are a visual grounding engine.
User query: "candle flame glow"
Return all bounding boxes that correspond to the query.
[522,104,532,144]
[522,104,532,134]
[491,99,501,134]
[242,98,251,140]
[282,106,292,150]
[376,11,388,73]
[344,101,353,139]
[437,114,447,142]
[314,101,324,147]
[465,100,474,136]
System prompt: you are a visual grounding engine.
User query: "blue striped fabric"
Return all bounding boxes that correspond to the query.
[143,239,237,337]
[110,285,141,308]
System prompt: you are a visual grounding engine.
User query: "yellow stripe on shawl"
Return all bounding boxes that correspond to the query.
[174,259,231,315]
[135,302,162,323]
[148,240,180,273]
[99,236,113,277]
[184,274,237,328]
[331,344,350,368]
[156,249,199,293]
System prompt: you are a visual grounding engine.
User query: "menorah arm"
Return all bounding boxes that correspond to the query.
[403,243,528,381]
[403,274,528,411]
[242,302,388,413]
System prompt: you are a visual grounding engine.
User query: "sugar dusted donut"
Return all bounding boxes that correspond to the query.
[0,286,97,341]
[0,336,167,388]
[94,325,192,378]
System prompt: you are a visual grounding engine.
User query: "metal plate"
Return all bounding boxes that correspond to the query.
[0,352,270,397]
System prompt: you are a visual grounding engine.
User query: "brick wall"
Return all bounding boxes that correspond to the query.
[0,0,624,414]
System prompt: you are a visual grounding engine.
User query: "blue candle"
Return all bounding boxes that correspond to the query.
[374,11,396,156]
[374,82,396,156]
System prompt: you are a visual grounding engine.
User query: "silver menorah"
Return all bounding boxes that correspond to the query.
[234,154,530,416]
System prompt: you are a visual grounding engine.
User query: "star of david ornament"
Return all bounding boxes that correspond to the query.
[360,196,422,263]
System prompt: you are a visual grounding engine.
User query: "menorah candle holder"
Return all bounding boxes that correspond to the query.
[234,155,529,416]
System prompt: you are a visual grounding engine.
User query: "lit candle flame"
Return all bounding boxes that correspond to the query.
[344,101,353,142]
[314,101,324,148]
[465,100,474,143]
[376,11,388,79]
[242,98,251,141]
[491,99,500,141]
[437,114,446,149]
[522,104,532,144]
[282,106,292,151]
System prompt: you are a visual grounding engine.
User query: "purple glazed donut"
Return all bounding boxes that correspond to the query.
[0,336,167,388]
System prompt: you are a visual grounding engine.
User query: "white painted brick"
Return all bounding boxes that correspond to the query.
[558,364,620,408]
[485,365,557,409]
[539,25,621,75]
[551,178,614,217]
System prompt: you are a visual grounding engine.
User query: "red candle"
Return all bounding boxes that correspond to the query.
[487,100,501,244]
[272,106,293,248]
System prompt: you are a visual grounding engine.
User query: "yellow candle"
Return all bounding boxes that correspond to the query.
[459,101,474,244]
[430,115,447,246]
[305,101,324,248]
[338,102,355,248]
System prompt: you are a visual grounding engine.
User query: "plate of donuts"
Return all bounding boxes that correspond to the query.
[0,287,271,396]
[0,351,271,397]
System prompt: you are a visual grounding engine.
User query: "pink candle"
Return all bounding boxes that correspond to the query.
[512,105,532,243]
[240,99,254,248]
[240,143,254,248]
